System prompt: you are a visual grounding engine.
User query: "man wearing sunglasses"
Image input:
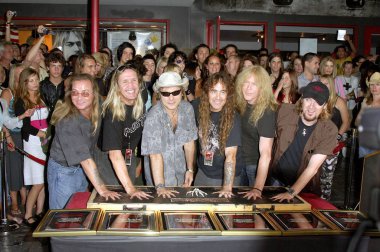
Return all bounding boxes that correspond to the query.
[141,72,197,198]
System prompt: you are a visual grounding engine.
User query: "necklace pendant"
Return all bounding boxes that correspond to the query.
[302,128,306,136]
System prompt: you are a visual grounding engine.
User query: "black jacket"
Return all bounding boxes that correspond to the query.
[40,77,65,120]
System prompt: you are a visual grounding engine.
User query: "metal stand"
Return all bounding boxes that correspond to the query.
[344,128,357,209]
[0,131,20,234]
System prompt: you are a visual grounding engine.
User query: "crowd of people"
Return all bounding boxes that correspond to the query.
[1,12,380,229]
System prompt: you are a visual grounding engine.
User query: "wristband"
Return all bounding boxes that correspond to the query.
[155,183,165,190]
[186,168,194,173]
[286,187,296,197]
[337,134,343,141]
[253,187,262,193]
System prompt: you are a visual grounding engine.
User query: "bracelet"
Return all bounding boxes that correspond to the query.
[155,183,165,190]
[186,168,194,173]
[253,187,262,193]
[286,187,296,197]
[6,22,11,25]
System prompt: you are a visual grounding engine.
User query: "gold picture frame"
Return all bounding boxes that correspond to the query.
[319,210,380,236]
[214,211,281,236]
[159,211,221,236]
[97,210,159,236]
[264,210,340,236]
[33,209,101,237]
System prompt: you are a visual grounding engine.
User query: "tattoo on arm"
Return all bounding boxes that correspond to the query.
[224,161,234,186]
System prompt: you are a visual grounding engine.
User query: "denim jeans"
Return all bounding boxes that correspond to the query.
[47,158,88,209]
[240,164,257,186]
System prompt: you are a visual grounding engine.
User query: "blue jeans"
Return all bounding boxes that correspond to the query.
[240,164,257,186]
[47,158,88,209]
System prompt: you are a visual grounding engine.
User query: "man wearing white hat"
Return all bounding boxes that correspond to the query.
[141,71,197,198]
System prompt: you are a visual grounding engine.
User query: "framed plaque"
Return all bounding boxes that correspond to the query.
[266,210,339,235]
[214,211,281,236]
[319,210,379,236]
[33,209,101,237]
[159,211,220,235]
[87,186,310,212]
[97,210,159,236]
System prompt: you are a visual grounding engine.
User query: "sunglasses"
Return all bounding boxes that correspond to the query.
[160,90,182,97]
[71,90,92,97]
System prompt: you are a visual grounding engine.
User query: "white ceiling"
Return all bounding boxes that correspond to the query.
[0,0,195,6]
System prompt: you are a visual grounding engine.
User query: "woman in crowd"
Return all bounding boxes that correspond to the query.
[235,65,277,199]
[239,54,258,70]
[268,52,283,90]
[142,54,158,109]
[168,51,195,101]
[48,74,121,209]
[14,68,48,226]
[319,56,346,99]
[288,56,303,76]
[192,72,243,198]
[273,70,300,104]
[156,57,168,77]
[184,62,203,99]
[141,71,197,198]
[356,71,380,157]
[319,75,350,200]
[1,64,34,218]
[101,63,152,195]
[202,53,224,80]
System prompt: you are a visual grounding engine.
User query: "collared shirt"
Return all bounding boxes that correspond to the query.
[297,72,319,91]
[141,100,198,186]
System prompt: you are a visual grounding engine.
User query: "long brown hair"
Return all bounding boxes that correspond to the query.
[51,74,100,134]
[16,68,43,109]
[198,72,234,155]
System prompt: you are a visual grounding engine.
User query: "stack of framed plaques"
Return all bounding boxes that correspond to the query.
[97,210,159,236]
[214,211,281,236]
[159,211,221,235]
[266,210,339,235]
[33,209,101,237]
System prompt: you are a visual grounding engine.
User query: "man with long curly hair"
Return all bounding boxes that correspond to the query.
[192,72,243,198]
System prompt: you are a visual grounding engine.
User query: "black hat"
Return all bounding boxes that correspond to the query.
[302,81,329,106]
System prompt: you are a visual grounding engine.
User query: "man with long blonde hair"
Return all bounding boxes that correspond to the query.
[235,65,277,200]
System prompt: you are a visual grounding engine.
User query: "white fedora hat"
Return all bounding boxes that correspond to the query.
[153,71,189,93]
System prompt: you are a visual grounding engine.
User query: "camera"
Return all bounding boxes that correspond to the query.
[8,10,17,17]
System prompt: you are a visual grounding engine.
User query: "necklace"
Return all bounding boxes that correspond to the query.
[302,128,307,136]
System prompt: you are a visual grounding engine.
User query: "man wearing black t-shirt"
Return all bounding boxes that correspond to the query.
[270,82,337,201]
[40,52,65,121]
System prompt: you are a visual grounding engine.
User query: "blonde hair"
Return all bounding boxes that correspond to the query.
[92,52,109,78]
[101,63,144,121]
[320,56,337,77]
[320,74,337,115]
[51,74,100,134]
[164,63,181,74]
[235,65,277,125]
